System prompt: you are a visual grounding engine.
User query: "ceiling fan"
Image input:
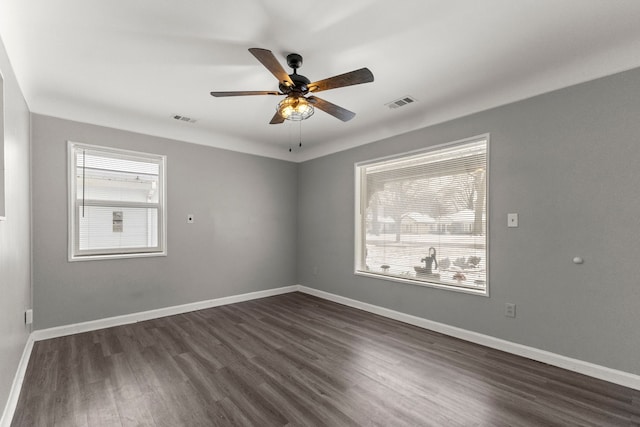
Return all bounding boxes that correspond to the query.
[210,48,374,124]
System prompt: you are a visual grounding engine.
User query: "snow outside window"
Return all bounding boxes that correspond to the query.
[68,142,166,260]
[355,136,488,295]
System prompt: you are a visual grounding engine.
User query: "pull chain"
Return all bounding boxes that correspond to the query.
[289,120,293,152]
[299,120,302,147]
[286,120,304,152]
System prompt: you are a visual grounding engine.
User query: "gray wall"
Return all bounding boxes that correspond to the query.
[0,40,31,416]
[298,68,640,375]
[31,115,297,329]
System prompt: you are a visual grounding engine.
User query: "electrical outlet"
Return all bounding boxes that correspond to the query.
[504,303,516,318]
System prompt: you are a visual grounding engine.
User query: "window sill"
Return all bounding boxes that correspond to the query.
[354,270,489,297]
[69,251,167,262]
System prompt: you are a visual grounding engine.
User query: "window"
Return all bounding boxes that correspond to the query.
[355,135,488,294]
[68,142,166,260]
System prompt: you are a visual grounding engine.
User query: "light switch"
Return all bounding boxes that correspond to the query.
[507,213,518,228]
[187,214,194,224]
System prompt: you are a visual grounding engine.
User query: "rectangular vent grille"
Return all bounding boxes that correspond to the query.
[386,96,417,109]
[172,114,197,123]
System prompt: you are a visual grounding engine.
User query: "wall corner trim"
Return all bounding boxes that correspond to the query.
[31,285,299,342]
[0,335,35,427]
[297,286,640,391]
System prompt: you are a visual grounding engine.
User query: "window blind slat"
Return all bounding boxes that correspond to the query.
[78,206,158,251]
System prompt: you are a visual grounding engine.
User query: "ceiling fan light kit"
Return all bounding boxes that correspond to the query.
[277,96,314,121]
[210,48,374,124]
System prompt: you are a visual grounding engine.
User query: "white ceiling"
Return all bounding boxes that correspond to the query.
[2,1,640,162]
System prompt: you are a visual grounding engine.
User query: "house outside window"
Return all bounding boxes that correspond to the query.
[68,142,166,260]
[355,135,488,295]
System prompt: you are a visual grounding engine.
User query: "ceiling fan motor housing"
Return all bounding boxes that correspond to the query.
[283,73,310,93]
[278,53,310,94]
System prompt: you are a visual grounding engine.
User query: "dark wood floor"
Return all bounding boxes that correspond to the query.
[11,292,640,426]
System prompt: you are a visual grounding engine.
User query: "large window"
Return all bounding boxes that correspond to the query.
[68,142,166,260]
[355,136,488,294]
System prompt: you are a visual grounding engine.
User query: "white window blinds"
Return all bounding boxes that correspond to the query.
[69,142,166,259]
[356,137,488,293]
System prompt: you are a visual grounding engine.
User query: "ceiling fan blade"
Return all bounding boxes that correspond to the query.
[308,68,374,93]
[248,48,295,87]
[210,90,281,97]
[269,111,285,124]
[307,96,356,122]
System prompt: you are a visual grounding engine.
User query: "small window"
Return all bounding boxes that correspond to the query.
[68,142,166,260]
[355,136,488,294]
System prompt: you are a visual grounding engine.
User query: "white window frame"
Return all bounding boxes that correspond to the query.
[68,141,167,261]
[354,134,489,296]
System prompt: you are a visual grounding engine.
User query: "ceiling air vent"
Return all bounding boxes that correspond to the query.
[172,114,197,123]
[386,96,417,109]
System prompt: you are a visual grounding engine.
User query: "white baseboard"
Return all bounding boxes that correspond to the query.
[31,285,298,341]
[297,285,640,391]
[0,335,34,427]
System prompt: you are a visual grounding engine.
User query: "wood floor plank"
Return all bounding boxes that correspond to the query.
[216,397,255,427]
[215,366,288,426]
[247,355,361,427]
[84,378,122,427]
[11,292,640,426]
[173,352,226,401]
[107,353,156,427]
